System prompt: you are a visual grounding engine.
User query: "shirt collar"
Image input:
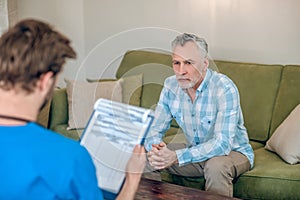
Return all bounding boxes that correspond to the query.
[196,68,212,94]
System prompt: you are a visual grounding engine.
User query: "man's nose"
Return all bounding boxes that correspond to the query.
[177,63,187,75]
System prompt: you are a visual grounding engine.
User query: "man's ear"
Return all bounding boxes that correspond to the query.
[38,71,54,95]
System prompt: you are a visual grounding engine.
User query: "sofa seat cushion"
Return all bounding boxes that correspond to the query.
[249,140,264,150]
[234,148,300,200]
[161,147,300,200]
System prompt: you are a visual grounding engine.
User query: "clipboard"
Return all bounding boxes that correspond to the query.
[80,98,154,196]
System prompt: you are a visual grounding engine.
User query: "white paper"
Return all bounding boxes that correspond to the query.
[80,98,154,193]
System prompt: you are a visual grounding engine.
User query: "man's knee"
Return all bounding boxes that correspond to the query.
[204,156,235,197]
[204,156,235,180]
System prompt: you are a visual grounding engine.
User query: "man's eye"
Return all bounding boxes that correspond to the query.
[173,61,180,65]
[184,61,192,65]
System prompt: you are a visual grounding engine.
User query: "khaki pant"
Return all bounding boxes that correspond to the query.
[145,143,251,197]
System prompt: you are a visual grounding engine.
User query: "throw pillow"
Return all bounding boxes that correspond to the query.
[265,104,300,164]
[87,73,143,107]
[65,78,123,130]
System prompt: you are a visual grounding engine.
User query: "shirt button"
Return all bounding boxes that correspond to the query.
[193,129,196,132]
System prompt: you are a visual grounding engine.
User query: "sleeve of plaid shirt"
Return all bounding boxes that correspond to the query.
[144,86,174,152]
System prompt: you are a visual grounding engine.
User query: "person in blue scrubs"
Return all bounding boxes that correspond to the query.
[0,18,145,200]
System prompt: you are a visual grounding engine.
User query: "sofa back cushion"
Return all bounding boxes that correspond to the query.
[116,50,174,109]
[37,100,51,128]
[49,88,69,130]
[214,61,282,142]
[270,65,300,135]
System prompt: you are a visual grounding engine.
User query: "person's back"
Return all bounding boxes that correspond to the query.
[0,18,101,199]
[0,122,102,199]
[0,18,146,200]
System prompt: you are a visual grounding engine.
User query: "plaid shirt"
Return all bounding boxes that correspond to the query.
[145,69,254,168]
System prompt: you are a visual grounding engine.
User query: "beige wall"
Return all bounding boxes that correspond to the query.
[17,0,85,86]
[16,0,300,83]
[83,0,300,79]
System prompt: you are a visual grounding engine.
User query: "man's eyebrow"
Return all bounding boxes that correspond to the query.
[184,59,196,63]
[172,58,195,62]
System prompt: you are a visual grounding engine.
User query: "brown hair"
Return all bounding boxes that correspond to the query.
[0,19,76,93]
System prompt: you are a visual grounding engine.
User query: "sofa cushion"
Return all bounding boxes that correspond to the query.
[65,78,123,129]
[121,73,143,106]
[214,61,282,142]
[249,141,264,150]
[116,50,174,109]
[270,65,300,135]
[36,100,51,128]
[49,88,69,130]
[265,104,300,164]
[233,148,300,200]
[162,148,300,200]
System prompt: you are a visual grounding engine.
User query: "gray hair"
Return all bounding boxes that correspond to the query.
[171,33,208,58]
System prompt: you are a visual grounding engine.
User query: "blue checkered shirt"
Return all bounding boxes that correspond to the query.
[145,69,254,168]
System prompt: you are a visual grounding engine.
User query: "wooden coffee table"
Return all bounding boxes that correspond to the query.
[135,178,240,200]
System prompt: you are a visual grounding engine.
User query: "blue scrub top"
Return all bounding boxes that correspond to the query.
[0,122,103,199]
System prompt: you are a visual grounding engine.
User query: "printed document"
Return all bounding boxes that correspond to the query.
[80,98,154,194]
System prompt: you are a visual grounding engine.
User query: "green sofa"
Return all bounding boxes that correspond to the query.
[47,50,300,200]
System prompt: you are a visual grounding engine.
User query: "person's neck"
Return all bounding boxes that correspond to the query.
[186,77,203,103]
[186,70,207,103]
[186,87,197,103]
[0,89,39,125]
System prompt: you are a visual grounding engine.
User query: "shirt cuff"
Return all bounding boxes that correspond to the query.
[175,148,193,166]
[144,137,162,152]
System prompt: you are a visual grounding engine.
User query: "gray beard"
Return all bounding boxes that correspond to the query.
[178,81,196,89]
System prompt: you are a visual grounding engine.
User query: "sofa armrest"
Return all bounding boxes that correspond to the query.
[49,88,69,130]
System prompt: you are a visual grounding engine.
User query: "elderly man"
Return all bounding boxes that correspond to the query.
[146,33,254,197]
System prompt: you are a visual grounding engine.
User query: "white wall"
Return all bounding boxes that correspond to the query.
[83,0,300,79]
[15,0,300,82]
[17,0,85,86]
